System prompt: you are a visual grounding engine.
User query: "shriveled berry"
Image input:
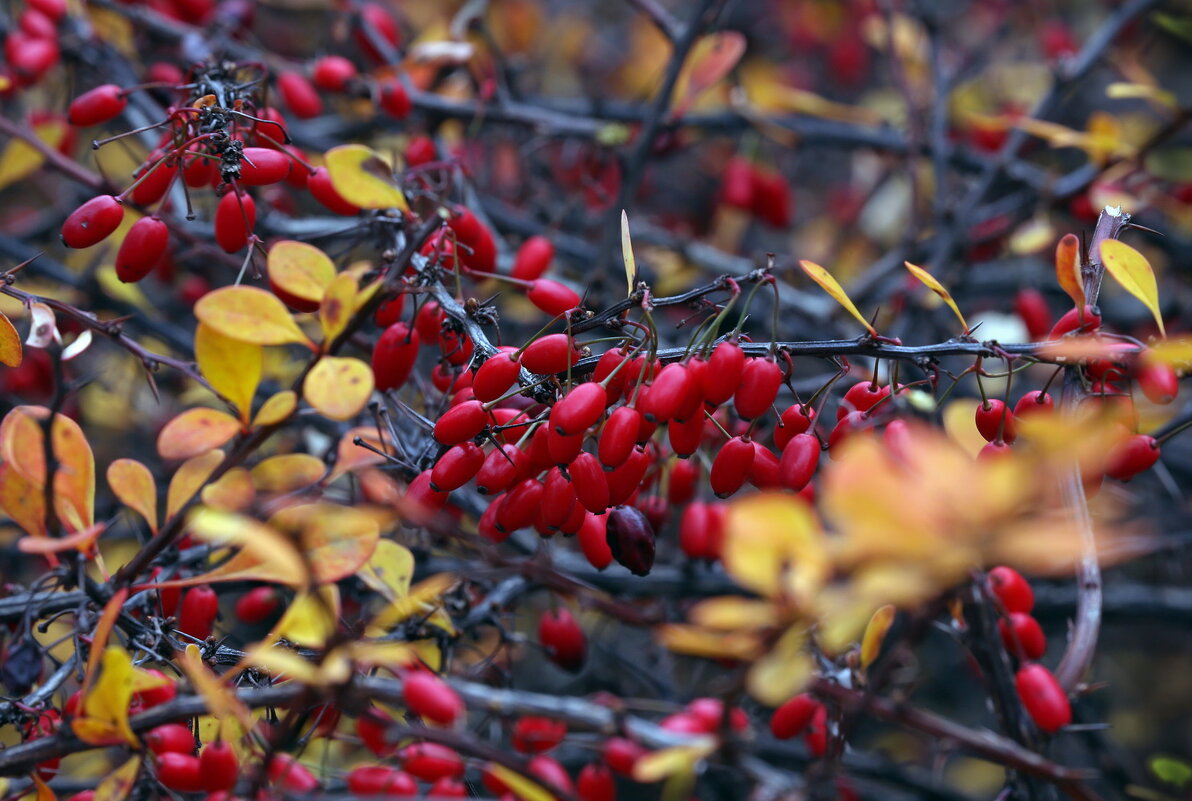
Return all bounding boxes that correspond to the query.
[605,504,655,576]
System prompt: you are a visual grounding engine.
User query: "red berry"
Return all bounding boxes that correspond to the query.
[277,71,323,119]
[1014,390,1054,419]
[839,380,889,420]
[308,166,360,215]
[577,511,612,569]
[177,585,218,641]
[61,195,124,249]
[356,1,402,62]
[999,612,1046,660]
[357,707,397,756]
[372,322,421,391]
[988,566,1034,614]
[512,236,555,281]
[214,190,256,252]
[311,55,357,93]
[403,670,464,726]
[1015,663,1071,733]
[430,442,485,492]
[529,755,575,797]
[1015,288,1052,340]
[577,763,616,801]
[771,694,819,739]
[1136,361,1179,405]
[552,382,607,435]
[521,333,579,375]
[473,351,520,402]
[235,586,280,624]
[114,217,169,283]
[7,33,59,82]
[720,156,754,210]
[1106,434,1160,481]
[156,753,203,793]
[379,77,412,118]
[145,723,195,755]
[130,159,178,206]
[405,135,437,167]
[598,406,641,468]
[605,446,650,506]
[268,754,320,793]
[528,279,581,316]
[428,778,467,798]
[539,608,586,671]
[29,0,67,22]
[475,444,528,495]
[199,741,239,792]
[512,716,567,753]
[569,452,610,513]
[679,500,725,561]
[702,341,746,405]
[750,165,793,228]
[68,84,127,127]
[132,669,176,709]
[347,765,418,797]
[401,743,463,781]
[640,363,696,423]
[434,399,489,445]
[778,433,820,492]
[602,737,645,776]
[238,146,291,186]
[735,358,783,420]
[975,399,1017,443]
[1047,305,1100,339]
[710,436,755,498]
[748,441,781,489]
[774,403,815,449]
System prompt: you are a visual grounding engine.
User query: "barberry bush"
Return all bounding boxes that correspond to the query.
[0,1,1190,800]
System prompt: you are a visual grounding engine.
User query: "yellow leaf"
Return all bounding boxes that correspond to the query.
[243,642,324,683]
[722,494,830,603]
[275,585,340,647]
[1099,239,1165,336]
[486,763,558,801]
[166,450,225,520]
[303,356,374,421]
[0,119,66,190]
[0,462,45,538]
[621,210,635,297]
[688,597,780,630]
[82,588,129,693]
[1055,233,1085,309]
[1146,337,1192,370]
[107,459,157,533]
[187,508,311,587]
[357,540,415,601]
[195,323,263,424]
[0,311,21,367]
[253,390,298,427]
[942,399,985,458]
[745,627,814,706]
[194,286,311,346]
[319,272,359,344]
[367,573,457,634]
[71,646,138,746]
[799,260,876,335]
[269,502,380,584]
[94,754,141,801]
[860,604,896,671]
[348,640,417,669]
[178,643,254,731]
[655,624,763,661]
[199,467,256,512]
[903,262,968,332]
[324,144,409,211]
[251,453,326,493]
[632,741,717,784]
[266,240,337,311]
[157,407,242,460]
[1106,81,1177,109]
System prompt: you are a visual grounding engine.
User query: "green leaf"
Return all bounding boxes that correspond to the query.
[1150,756,1192,789]
[1152,12,1192,45]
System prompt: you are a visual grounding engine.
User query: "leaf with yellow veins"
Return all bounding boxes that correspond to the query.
[178,644,254,730]
[71,646,139,746]
[325,144,409,211]
[107,459,157,532]
[157,407,242,461]
[1100,239,1165,336]
[0,311,21,367]
[1055,233,1085,309]
[195,323,262,424]
[267,240,337,312]
[903,262,968,333]
[799,260,877,335]
[319,272,358,344]
[860,604,896,671]
[275,585,341,647]
[195,286,311,346]
[166,450,224,519]
[304,356,374,421]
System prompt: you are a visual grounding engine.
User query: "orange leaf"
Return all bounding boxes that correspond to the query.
[157,407,242,460]
[251,453,326,493]
[270,502,380,584]
[672,31,747,118]
[0,310,21,367]
[0,462,46,538]
[18,522,104,555]
[51,411,95,531]
[82,588,129,697]
[94,754,141,801]
[178,643,254,730]
[329,426,391,481]
[860,604,896,671]
[186,508,310,586]
[194,286,311,346]
[319,272,359,344]
[0,405,45,484]
[903,262,968,333]
[31,774,56,801]
[799,260,876,335]
[166,449,225,520]
[199,466,256,512]
[107,458,157,533]
[267,240,336,311]
[195,323,262,425]
[303,356,374,421]
[1055,233,1084,308]
[1099,239,1165,336]
[324,144,409,211]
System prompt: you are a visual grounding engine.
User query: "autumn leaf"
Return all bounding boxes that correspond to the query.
[156,407,242,460]
[275,585,341,647]
[269,502,381,584]
[195,323,263,424]
[671,31,747,118]
[746,626,815,705]
[194,286,311,346]
[0,311,22,367]
[1099,239,1165,336]
[633,740,717,783]
[71,646,139,746]
[166,450,225,519]
[325,144,409,211]
[319,272,359,344]
[860,604,896,671]
[621,210,636,297]
[799,260,877,335]
[903,262,968,332]
[1055,233,1085,309]
[0,117,67,191]
[722,494,830,603]
[485,763,558,801]
[267,240,337,311]
[107,458,157,532]
[199,467,256,512]
[178,643,254,730]
[94,754,141,801]
[303,356,374,421]
[357,540,416,601]
[250,453,326,493]
[186,508,311,587]
[253,390,298,427]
